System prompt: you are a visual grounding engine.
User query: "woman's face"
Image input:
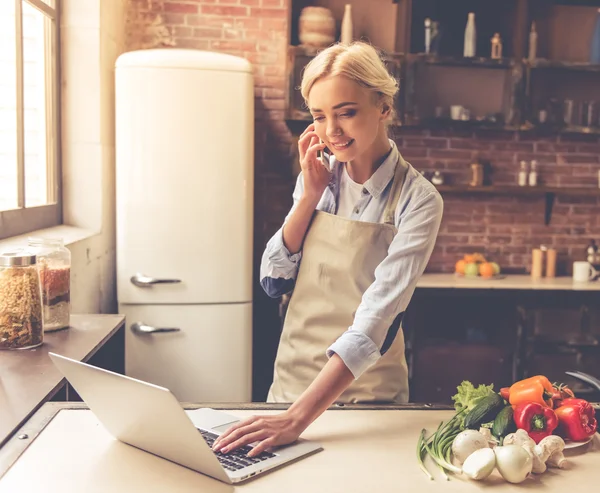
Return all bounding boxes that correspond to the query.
[308,75,387,163]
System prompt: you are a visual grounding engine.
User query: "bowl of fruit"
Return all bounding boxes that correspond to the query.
[455,253,504,279]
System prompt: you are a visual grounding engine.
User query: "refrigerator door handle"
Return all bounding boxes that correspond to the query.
[130,273,182,288]
[131,322,181,335]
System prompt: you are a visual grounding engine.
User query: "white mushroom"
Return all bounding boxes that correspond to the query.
[535,435,567,469]
[503,429,546,474]
[479,427,494,444]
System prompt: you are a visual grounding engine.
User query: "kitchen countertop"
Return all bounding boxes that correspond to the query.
[0,402,598,492]
[0,314,125,448]
[417,273,600,290]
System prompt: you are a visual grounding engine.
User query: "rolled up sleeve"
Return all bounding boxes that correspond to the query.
[260,173,305,298]
[327,190,444,379]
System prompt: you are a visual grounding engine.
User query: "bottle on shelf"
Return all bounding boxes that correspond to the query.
[340,4,353,45]
[425,18,432,54]
[528,22,538,61]
[518,160,528,186]
[463,12,476,57]
[587,239,599,266]
[490,33,502,59]
[528,160,538,186]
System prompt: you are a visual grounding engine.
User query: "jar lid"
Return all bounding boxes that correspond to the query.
[0,251,37,267]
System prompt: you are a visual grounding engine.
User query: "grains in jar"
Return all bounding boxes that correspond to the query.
[0,252,44,350]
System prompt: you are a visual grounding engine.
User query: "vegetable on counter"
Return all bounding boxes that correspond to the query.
[554,398,598,442]
[550,382,575,408]
[492,406,516,442]
[451,430,489,464]
[535,435,566,469]
[462,448,496,480]
[507,375,555,408]
[513,402,559,444]
[463,393,504,430]
[494,444,533,484]
[451,381,496,415]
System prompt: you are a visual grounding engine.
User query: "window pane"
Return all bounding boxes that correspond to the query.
[23,0,52,207]
[0,1,18,212]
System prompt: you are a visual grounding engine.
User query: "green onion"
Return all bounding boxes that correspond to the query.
[417,429,433,480]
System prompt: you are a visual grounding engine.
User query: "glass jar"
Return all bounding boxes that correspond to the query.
[0,251,44,350]
[27,237,71,332]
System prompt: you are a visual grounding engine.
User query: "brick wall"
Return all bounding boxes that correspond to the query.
[153,0,294,400]
[393,128,600,275]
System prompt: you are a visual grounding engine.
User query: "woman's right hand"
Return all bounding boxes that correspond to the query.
[298,124,330,202]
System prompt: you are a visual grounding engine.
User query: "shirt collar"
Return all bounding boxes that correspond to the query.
[329,139,399,199]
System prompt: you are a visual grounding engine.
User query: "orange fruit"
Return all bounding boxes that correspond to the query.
[473,253,487,263]
[455,259,467,274]
[479,262,495,278]
[464,254,475,263]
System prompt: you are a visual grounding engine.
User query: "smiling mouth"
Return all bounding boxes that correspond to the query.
[330,139,354,150]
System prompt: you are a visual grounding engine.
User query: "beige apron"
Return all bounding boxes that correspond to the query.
[267,156,410,404]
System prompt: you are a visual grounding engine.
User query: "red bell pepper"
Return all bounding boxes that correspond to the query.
[554,398,597,442]
[513,401,559,444]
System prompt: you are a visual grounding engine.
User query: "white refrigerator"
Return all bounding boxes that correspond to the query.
[115,49,254,402]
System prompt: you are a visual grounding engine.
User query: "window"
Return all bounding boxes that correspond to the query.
[0,0,60,240]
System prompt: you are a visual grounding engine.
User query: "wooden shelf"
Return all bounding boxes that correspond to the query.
[435,185,600,196]
[409,54,516,69]
[434,185,600,225]
[526,59,600,73]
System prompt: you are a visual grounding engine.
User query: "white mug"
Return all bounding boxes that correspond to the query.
[573,261,598,282]
[450,105,463,120]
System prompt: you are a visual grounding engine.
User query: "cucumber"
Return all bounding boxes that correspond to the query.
[492,406,516,439]
[463,393,504,430]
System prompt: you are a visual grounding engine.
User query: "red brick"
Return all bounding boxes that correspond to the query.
[164,2,199,14]
[262,0,283,6]
[194,27,223,38]
[175,38,210,49]
[224,28,242,39]
[261,18,286,30]
[187,14,234,27]
[535,142,577,153]
[562,154,599,164]
[163,13,186,24]
[264,87,285,99]
[240,0,260,5]
[429,149,473,160]
[234,17,261,29]
[210,39,256,51]
[201,5,248,15]
[251,7,286,17]
[218,0,239,3]
[172,26,193,37]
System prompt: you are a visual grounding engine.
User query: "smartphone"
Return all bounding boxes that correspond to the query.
[317,139,331,170]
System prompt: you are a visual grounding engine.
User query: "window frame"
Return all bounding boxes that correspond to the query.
[0,0,61,240]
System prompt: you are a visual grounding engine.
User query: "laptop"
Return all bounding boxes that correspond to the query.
[48,353,323,484]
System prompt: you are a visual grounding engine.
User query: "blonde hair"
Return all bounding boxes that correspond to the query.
[300,42,399,119]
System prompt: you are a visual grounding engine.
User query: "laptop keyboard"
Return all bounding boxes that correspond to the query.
[198,429,276,472]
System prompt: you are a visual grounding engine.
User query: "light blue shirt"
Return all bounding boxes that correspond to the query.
[260,140,444,380]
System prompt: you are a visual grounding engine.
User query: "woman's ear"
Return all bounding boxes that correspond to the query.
[380,102,392,121]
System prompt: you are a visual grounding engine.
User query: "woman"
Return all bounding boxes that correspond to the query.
[213,42,443,457]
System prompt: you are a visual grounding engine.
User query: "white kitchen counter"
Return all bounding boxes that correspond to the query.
[417,273,600,291]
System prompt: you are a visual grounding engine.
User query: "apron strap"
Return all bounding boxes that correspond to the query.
[382,154,409,225]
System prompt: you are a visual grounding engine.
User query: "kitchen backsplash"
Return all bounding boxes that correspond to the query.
[393,128,600,275]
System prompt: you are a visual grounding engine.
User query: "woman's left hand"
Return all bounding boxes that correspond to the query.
[212,411,305,457]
